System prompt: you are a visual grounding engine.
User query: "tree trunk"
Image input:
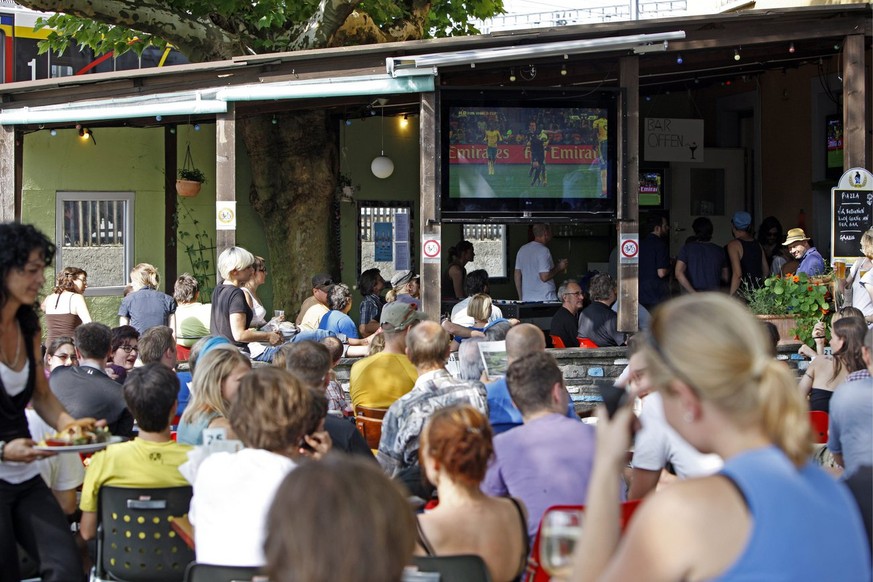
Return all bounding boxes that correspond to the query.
[239,111,339,315]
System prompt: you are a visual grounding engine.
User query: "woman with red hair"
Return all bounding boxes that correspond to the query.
[416,404,528,582]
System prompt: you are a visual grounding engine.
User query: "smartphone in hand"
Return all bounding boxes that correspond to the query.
[597,384,629,419]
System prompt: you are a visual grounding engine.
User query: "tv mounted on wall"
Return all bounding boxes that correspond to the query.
[439,88,619,223]
[639,169,665,207]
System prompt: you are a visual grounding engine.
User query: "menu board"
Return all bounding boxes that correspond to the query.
[832,173,873,261]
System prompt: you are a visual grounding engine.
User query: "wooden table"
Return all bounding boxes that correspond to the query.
[170,515,195,550]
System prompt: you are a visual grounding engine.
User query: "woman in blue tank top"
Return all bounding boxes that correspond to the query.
[568,293,870,582]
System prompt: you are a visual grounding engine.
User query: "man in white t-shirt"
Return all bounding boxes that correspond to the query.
[514,223,567,302]
[625,345,722,500]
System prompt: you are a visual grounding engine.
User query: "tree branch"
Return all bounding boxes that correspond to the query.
[17,0,245,61]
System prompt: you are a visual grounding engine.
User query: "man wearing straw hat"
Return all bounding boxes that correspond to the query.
[783,228,824,276]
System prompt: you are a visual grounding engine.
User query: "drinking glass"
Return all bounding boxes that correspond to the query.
[834,259,846,279]
[540,508,584,579]
[274,309,285,319]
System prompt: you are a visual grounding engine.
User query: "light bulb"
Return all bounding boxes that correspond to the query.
[676,54,683,65]
[194,124,201,131]
[788,42,795,54]
[50,129,57,136]
[155,115,162,121]
[371,155,394,179]
[560,65,567,76]
[734,49,741,61]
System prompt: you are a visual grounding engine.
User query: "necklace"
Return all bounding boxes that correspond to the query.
[0,322,22,368]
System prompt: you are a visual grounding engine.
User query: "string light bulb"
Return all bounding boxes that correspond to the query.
[676,53,683,65]
[400,114,409,128]
[733,49,741,61]
[509,68,517,82]
[560,64,567,76]
[788,42,795,54]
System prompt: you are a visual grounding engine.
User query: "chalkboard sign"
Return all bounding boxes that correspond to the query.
[832,188,873,261]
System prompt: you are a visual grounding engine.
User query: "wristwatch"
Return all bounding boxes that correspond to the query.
[0,440,6,462]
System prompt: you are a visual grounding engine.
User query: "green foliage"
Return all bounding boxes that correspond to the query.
[172,198,216,301]
[426,0,505,37]
[178,168,207,183]
[742,273,833,347]
[37,14,166,57]
[31,0,504,59]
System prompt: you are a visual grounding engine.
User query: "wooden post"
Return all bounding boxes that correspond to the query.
[215,105,237,272]
[842,34,866,171]
[617,56,640,333]
[420,92,440,321]
[0,125,17,221]
[164,125,178,292]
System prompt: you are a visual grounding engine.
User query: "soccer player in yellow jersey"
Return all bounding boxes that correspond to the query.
[484,123,503,175]
[593,115,609,196]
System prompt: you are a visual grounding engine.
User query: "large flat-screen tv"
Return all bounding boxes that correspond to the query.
[639,169,664,207]
[439,88,619,222]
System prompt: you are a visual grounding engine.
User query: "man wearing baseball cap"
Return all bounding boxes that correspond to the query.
[295,273,333,330]
[349,302,426,410]
[783,228,825,276]
[726,211,768,296]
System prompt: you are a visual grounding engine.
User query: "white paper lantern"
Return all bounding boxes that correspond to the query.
[371,155,394,179]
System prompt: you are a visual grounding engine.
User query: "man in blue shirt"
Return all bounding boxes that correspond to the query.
[639,213,671,310]
[783,228,824,276]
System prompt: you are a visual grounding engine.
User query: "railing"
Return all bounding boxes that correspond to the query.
[478,0,688,34]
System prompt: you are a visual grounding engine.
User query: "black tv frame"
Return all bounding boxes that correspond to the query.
[437,87,621,224]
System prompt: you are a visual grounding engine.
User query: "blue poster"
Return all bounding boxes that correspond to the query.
[374,222,393,262]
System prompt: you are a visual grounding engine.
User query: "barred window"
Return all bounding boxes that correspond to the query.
[462,224,507,279]
[55,192,134,295]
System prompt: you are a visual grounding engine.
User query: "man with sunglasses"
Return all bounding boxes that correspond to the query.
[550,280,584,348]
[49,323,135,438]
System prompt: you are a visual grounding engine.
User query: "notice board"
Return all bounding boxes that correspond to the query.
[832,167,873,262]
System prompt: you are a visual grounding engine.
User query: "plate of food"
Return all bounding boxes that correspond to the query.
[35,426,123,453]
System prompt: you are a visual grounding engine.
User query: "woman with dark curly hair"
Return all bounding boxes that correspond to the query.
[0,222,96,581]
[40,266,91,350]
[106,325,139,384]
[416,404,529,582]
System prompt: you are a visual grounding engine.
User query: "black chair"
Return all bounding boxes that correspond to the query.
[94,485,195,582]
[412,555,492,582]
[183,562,263,582]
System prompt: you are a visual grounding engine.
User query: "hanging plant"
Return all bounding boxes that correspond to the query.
[176,143,206,197]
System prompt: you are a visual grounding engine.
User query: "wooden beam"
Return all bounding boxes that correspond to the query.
[843,34,866,171]
[420,92,440,320]
[0,125,15,221]
[215,104,236,267]
[164,126,178,293]
[617,56,639,334]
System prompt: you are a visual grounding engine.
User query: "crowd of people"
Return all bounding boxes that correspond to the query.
[1,220,871,582]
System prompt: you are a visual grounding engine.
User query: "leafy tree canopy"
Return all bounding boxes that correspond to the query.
[21,0,504,62]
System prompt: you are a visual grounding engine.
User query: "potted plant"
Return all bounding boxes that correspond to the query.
[336,172,357,203]
[176,167,206,197]
[742,272,832,346]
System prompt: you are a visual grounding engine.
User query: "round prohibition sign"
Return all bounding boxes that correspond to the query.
[620,239,639,259]
[423,239,441,259]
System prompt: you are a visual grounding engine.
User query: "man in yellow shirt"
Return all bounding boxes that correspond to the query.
[79,364,192,540]
[349,303,425,410]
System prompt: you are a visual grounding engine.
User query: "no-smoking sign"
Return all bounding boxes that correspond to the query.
[423,237,441,264]
[619,234,639,264]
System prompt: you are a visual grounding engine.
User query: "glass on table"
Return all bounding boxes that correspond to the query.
[540,508,584,579]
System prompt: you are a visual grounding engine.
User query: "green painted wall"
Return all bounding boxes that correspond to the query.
[23,127,166,334]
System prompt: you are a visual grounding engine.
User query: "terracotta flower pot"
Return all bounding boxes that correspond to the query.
[756,314,800,345]
[176,179,202,197]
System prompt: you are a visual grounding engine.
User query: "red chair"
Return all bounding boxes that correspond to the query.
[550,335,567,348]
[525,500,642,581]
[809,410,829,444]
[578,337,598,348]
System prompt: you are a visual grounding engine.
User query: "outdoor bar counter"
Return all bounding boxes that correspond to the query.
[333,343,807,416]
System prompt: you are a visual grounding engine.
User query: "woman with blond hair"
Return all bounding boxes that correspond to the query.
[569,293,870,582]
[212,246,281,352]
[41,266,91,349]
[189,367,330,567]
[118,262,176,335]
[177,345,251,445]
[242,255,269,328]
[844,227,873,326]
[416,404,528,582]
